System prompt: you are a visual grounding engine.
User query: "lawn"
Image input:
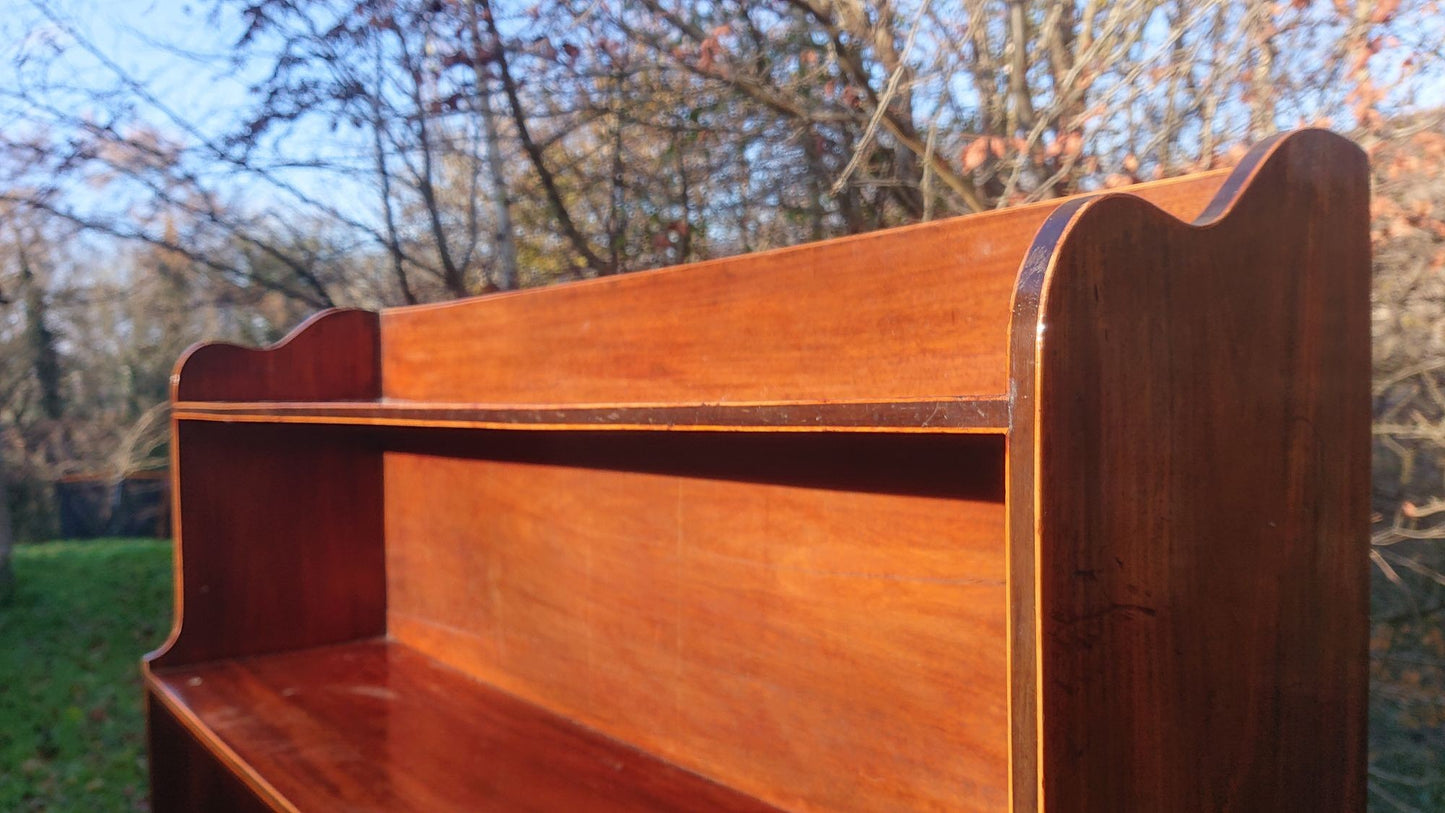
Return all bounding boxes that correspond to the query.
[0,539,172,812]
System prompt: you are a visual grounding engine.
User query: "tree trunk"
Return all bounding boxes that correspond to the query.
[469,1,520,291]
[19,243,62,422]
[481,0,609,275]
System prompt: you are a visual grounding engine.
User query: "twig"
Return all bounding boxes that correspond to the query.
[830,0,931,195]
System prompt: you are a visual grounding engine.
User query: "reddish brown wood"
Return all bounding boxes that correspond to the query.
[174,309,379,402]
[383,433,1009,811]
[379,172,1226,407]
[150,640,782,812]
[147,134,1370,812]
[148,693,273,813]
[1008,128,1371,811]
[148,423,386,669]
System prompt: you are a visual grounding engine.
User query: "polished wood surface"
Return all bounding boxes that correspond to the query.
[380,172,1225,406]
[157,305,387,672]
[150,423,386,669]
[174,309,379,402]
[148,693,273,813]
[147,132,1370,812]
[1009,128,1371,811]
[384,433,1008,812]
[171,396,1010,432]
[150,641,781,812]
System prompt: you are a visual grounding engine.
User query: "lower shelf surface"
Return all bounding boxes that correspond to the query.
[149,640,780,812]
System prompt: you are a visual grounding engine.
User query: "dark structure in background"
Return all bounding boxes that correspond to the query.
[55,471,170,539]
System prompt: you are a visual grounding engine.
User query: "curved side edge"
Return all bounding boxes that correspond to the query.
[148,307,386,675]
[149,307,382,670]
[144,675,297,812]
[142,420,386,802]
[172,308,381,403]
[1006,128,1370,811]
[1005,193,1096,813]
[140,413,190,672]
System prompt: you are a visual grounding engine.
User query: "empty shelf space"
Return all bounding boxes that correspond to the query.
[147,640,779,812]
[171,397,1011,433]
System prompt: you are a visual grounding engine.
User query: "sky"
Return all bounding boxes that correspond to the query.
[5,0,250,138]
[1,0,379,225]
[7,0,1445,253]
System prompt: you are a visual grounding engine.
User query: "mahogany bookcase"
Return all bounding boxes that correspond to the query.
[143,129,1370,812]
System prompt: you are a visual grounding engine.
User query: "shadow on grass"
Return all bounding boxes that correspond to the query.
[0,539,171,812]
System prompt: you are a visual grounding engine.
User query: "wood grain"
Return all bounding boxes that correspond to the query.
[380,173,1227,406]
[1009,128,1371,811]
[148,423,386,669]
[383,432,1009,812]
[148,692,274,813]
[150,641,782,812]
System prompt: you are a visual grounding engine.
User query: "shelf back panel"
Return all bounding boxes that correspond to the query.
[1012,129,1371,812]
[382,431,1007,812]
[378,174,1226,406]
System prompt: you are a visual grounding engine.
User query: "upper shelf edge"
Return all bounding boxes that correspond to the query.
[170,397,1010,433]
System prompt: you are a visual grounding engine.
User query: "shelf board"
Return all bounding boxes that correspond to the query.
[172,396,1011,433]
[148,640,780,812]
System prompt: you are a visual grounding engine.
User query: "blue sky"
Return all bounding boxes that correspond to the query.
[2,0,379,226]
[4,0,250,138]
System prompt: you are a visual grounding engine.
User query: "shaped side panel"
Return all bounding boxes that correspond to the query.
[154,309,386,671]
[1008,129,1371,811]
[174,309,380,402]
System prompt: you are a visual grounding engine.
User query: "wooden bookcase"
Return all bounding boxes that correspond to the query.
[143,129,1371,812]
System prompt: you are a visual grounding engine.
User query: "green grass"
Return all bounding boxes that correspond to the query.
[0,539,172,812]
